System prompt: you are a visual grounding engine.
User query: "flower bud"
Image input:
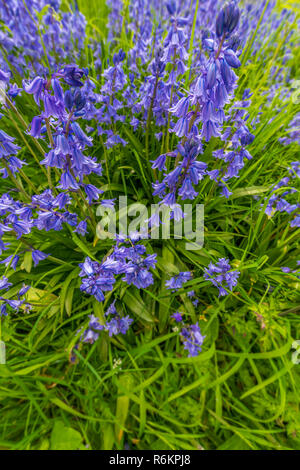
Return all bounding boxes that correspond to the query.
[74,89,86,111]
[216,9,225,38]
[29,116,43,138]
[206,62,217,88]
[216,1,240,38]
[224,49,241,68]
[64,89,74,110]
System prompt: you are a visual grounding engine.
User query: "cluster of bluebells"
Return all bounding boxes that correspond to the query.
[0,0,298,363]
[0,185,93,277]
[165,271,192,291]
[79,301,133,345]
[85,0,260,185]
[0,70,24,175]
[204,258,240,296]
[239,1,293,58]
[171,311,205,357]
[150,0,256,203]
[135,3,191,134]
[24,66,104,198]
[0,0,86,78]
[96,50,128,149]
[209,88,255,198]
[0,129,24,177]
[264,162,300,228]
[79,234,157,303]
[181,323,205,357]
[0,276,30,316]
[152,139,207,207]
[243,2,299,142]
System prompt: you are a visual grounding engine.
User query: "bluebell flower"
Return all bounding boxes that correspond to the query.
[32,250,49,267]
[23,77,45,105]
[0,276,12,291]
[291,216,300,228]
[173,117,189,138]
[151,153,168,171]
[59,170,80,191]
[100,199,116,210]
[71,122,93,147]
[0,276,30,316]
[206,63,217,88]
[55,65,87,87]
[82,328,100,344]
[0,254,19,270]
[74,220,87,236]
[79,258,116,302]
[169,97,190,118]
[166,272,192,290]
[216,1,240,38]
[172,312,183,322]
[105,301,118,316]
[79,301,133,346]
[13,220,32,239]
[18,285,30,298]
[8,83,22,98]
[84,184,103,205]
[0,70,10,82]
[180,323,205,357]
[106,315,133,336]
[202,120,221,141]
[105,132,127,149]
[0,129,24,177]
[224,49,241,68]
[178,176,198,200]
[204,258,240,296]
[64,89,74,110]
[29,116,43,138]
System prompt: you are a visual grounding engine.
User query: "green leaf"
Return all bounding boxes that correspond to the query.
[122,288,155,323]
[60,268,80,316]
[22,251,33,273]
[230,186,269,199]
[50,420,84,450]
[115,373,135,443]
[35,5,51,23]
[71,232,97,259]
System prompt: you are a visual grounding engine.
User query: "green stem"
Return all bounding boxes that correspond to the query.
[19,169,38,192]
[3,93,47,160]
[215,33,226,60]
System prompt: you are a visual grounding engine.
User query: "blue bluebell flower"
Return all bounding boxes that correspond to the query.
[32,250,49,267]
[166,272,192,290]
[204,258,240,296]
[181,323,205,357]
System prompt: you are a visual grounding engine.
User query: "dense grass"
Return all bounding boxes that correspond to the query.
[0,0,299,450]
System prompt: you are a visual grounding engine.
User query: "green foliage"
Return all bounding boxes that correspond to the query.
[0,0,299,452]
[50,420,85,450]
